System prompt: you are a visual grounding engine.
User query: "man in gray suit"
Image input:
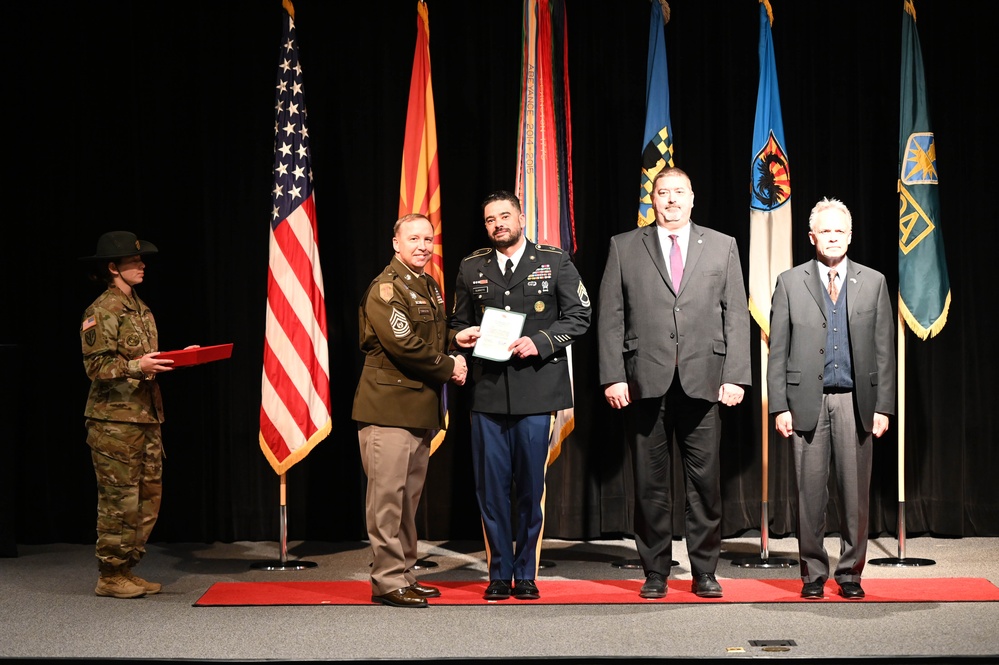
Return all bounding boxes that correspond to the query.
[768,197,895,600]
[598,167,751,599]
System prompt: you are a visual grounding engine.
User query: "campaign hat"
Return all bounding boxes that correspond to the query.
[79,231,158,261]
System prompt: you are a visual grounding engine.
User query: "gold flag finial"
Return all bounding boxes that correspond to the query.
[760,0,774,26]
[282,0,294,20]
[656,0,670,26]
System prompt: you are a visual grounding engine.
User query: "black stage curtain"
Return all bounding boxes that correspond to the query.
[6,1,995,549]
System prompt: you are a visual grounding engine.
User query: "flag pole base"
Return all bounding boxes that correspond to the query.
[250,503,316,570]
[868,557,935,567]
[732,502,797,568]
[730,556,797,569]
[870,502,935,567]
[250,560,318,571]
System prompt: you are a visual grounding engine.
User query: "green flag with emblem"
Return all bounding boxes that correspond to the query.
[898,0,950,340]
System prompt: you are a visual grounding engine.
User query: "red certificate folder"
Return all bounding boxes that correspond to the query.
[157,343,233,368]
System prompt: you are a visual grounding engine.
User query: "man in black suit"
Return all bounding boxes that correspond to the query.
[450,190,591,601]
[597,167,751,599]
[768,197,895,600]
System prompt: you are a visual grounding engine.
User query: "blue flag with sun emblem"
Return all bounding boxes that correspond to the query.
[898,0,950,340]
[748,0,792,338]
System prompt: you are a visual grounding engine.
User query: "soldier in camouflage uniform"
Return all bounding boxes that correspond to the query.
[79,231,176,599]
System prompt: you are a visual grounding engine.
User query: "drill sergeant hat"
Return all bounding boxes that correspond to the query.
[80,231,159,261]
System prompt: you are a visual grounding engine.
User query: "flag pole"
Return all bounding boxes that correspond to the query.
[250,473,317,571]
[732,335,796,569]
[733,0,795,570]
[870,309,934,566]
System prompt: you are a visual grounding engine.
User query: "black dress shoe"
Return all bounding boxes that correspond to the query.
[839,581,866,599]
[408,582,441,598]
[484,580,511,600]
[513,579,540,600]
[801,581,825,599]
[639,572,667,599]
[372,587,428,608]
[692,573,723,598]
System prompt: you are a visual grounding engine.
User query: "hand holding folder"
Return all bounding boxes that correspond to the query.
[156,343,234,368]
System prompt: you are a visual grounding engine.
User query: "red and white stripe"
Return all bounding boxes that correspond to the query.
[259,195,331,475]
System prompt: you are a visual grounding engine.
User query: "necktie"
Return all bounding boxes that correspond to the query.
[669,234,683,291]
[827,269,839,303]
[504,258,514,283]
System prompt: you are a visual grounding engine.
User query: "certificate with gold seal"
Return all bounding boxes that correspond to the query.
[472,307,526,362]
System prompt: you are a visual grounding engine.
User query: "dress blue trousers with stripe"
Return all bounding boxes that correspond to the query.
[470,411,550,583]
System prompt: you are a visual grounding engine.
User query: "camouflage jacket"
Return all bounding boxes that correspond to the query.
[81,285,164,423]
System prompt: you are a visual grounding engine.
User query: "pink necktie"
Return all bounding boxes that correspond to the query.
[669,234,683,291]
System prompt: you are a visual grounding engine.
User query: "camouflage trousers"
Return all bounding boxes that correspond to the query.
[85,419,163,572]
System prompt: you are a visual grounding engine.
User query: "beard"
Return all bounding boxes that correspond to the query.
[491,226,522,249]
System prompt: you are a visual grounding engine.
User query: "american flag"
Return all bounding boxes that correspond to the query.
[259,0,331,475]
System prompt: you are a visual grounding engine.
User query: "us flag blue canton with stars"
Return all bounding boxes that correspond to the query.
[272,14,312,223]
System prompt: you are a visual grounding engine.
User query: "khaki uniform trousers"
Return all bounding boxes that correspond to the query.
[358,424,431,595]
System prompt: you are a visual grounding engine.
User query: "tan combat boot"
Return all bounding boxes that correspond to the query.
[95,572,146,598]
[123,569,162,595]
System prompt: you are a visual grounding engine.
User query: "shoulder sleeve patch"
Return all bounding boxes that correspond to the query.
[379,283,394,302]
[82,315,97,332]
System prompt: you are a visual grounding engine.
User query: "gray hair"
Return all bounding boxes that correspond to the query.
[808,197,853,232]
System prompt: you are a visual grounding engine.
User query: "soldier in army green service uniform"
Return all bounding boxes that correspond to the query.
[352,214,480,608]
[79,231,177,599]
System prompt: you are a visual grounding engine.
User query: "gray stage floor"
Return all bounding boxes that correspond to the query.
[1,535,997,663]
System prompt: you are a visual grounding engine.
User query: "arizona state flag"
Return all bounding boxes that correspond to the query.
[399,0,448,454]
[898,0,950,340]
[748,0,792,338]
[638,0,673,228]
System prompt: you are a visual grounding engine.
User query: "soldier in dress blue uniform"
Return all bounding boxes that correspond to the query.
[450,190,591,601]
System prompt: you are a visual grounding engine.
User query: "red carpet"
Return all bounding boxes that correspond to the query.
[194,577,999,606]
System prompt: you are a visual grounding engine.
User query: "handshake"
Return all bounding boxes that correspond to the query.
[450,355,468,385]
[449,326,481,386]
